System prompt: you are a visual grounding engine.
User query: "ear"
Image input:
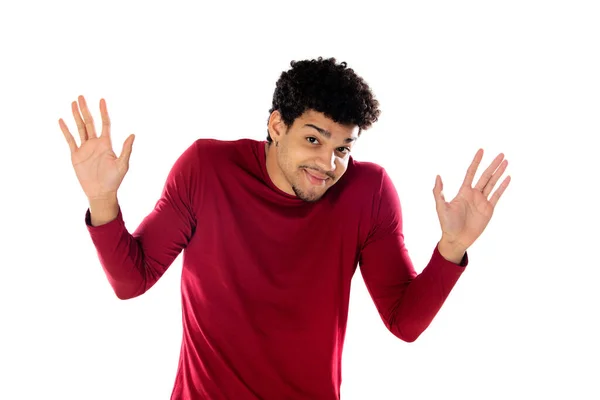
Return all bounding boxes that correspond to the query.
[267,110,287,142]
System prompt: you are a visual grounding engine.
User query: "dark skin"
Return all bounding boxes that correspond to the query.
[58,96,511,260]
[265,109,359,202]
[264,109,511,263]
[59,96,134,226]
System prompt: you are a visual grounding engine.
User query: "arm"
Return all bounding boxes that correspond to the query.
[359,148,510,342]
[358,169,467,342]
[85,141,200,300]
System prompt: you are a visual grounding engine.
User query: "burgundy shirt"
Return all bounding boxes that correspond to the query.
[85,138,467,399]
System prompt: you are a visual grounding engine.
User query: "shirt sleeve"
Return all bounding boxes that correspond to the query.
[358,167,468,342]
[85,140,200,299]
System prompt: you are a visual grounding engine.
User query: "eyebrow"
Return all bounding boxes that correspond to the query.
[304,124,357,143]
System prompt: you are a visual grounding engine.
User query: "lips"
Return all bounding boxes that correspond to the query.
[304,169,328,185]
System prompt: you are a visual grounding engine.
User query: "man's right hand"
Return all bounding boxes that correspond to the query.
[59,95,135,225]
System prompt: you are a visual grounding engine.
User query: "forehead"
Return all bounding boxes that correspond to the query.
[295,110,360,137]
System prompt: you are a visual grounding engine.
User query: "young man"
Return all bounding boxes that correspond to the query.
[59,57,510,400]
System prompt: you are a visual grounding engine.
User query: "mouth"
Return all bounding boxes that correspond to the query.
[303,169,329,186]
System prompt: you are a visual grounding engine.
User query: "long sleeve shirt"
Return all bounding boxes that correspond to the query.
[85,138,468,399]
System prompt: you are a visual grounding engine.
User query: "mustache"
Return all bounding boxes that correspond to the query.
[299,166,336,180]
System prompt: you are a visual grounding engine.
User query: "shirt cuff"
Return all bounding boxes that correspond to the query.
[84,207,125,235]
[432,244,469,268]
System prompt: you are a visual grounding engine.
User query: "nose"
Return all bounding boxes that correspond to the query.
[315,149,336,173]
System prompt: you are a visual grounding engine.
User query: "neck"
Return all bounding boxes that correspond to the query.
[265,142,295,196]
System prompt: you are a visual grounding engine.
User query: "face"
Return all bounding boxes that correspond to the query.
[266,109,359,202]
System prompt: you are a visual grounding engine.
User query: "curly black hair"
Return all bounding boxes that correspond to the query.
[266,57,380,142]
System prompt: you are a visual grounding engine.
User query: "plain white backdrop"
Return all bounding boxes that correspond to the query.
[1,1,598,399]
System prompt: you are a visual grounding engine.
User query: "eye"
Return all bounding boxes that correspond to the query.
[337,147,351,155]
[307,137,319,145]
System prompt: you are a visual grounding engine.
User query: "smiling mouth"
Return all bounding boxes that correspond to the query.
[303,169,329,185]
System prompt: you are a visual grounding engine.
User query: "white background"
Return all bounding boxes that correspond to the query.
[1,1,599,399]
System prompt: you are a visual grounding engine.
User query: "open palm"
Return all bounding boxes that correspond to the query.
[433,149,511,251]
[59,96,135,200]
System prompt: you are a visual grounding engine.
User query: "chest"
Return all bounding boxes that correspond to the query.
[185,179,367,302]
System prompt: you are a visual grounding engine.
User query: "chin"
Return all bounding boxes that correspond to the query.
[285,168,336,202]
[292,184,327,203]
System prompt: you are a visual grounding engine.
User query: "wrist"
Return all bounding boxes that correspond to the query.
[88,194,119,226]
[438,236,467,264]
[87,191,118,203]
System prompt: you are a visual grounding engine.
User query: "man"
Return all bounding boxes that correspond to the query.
[59,57,510,400]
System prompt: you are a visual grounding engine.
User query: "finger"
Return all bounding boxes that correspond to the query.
[433,175,446,207]
[58,118,78,153]
[489,176,511,207]
[78,95,98,139]
[71,101,87,143]
[475,152,505,192]
[483,159,508,197]
[461,149,484,188]
[118,134,135,169]
[99,98,111,138]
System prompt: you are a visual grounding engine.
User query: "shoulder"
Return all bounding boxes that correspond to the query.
[344,158,395,195]
[330,158,400,214]
[333,158,403,247]
[167,138,261,200]
[168,138,252,173]
[191,138,259,160]
[175,138,259,170]
[348,158,385,178]
[342,158,402,216]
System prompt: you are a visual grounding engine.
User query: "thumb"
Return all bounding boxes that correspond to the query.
[118,134,135,169]
[433,175,446,207]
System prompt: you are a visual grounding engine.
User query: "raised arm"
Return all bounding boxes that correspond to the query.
[359,152,509,342]
[59,96,199,299]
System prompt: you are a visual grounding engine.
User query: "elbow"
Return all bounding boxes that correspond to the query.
[114,289,136,300]
[387,317,426,343]
[397,330,422,343]
[110,279,146,300]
